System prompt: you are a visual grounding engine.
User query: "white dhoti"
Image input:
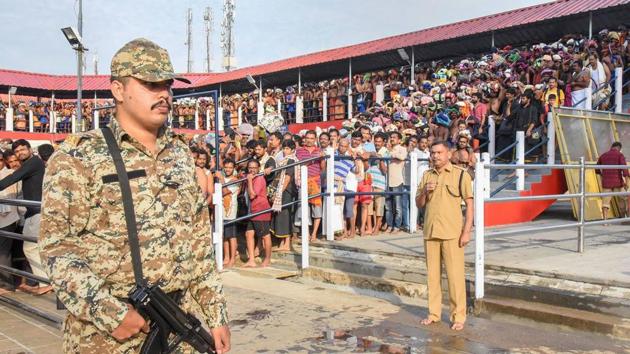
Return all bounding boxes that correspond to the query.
[571,88,587,109]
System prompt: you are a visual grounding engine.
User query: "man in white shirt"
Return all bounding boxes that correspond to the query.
[0,153,21,294]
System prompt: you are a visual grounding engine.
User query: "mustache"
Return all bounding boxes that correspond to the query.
[151,100,172,110]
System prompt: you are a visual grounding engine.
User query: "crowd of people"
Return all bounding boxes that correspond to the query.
[0,100,116,133]
[185,110,477,268]
[216,27,628,129]
[0,139,54,296]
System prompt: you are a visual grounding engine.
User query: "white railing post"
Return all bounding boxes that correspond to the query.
[71,114,76,134]
[585,84,593,111]
[5,108,13,131]
[217,106,223,132]
[578,157,585,253]
[237,105,243,126]
[409,151,419,234]
[194,105,200,130]
[546,112,555,165]
[277,99,282,116]
[28,110,34,133]
[322,92,328,121]
[474,156,485,299]
[296,95,304,123]
[325,150,335,241]
[516,131,525,191]
[212,182,224,271]
[218,109,224,131]
[488,116,496,159]
[614,67,623,114]
[257,101,264,124]
[481,152,490,199]
[300,166,310,269]
[347,92,353,120]
[93,109,100,130]
[50,111,56,133]
[205,109,211,130]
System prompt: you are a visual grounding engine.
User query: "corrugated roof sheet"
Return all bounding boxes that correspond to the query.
[1,0,628,92]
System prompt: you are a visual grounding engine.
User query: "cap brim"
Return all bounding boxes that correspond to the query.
[174,75,191,84]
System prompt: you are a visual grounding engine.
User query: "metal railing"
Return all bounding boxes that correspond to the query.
[473,157,630,300]
[0,199,64,326]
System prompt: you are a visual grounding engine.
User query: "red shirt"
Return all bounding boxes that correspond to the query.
[249,175,271,221]
[596,149,629,188]
[296,146,321,178]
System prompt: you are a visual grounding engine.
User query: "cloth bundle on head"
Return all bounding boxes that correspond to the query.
[258,113,284,133]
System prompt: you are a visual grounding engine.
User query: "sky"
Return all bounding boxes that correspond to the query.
[0,0,550,76]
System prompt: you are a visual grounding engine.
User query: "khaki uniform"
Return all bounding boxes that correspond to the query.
[39,118,228,353]
[418,163,472,323]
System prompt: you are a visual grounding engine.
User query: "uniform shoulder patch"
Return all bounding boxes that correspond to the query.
[63,131,98,148]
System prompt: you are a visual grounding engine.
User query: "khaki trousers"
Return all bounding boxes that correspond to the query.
[23,214,47,286]
[424,237,466,323]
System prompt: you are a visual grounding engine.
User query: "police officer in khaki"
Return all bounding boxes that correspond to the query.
[39,38,231,353]
[416,141,473,331]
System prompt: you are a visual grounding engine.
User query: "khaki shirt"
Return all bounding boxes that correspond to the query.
[418,163,472,240]
[39,118,228,352]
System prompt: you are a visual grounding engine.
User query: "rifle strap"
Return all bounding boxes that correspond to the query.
[102,127,147,287]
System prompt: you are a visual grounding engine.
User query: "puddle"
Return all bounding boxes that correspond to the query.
[246,309,272,321]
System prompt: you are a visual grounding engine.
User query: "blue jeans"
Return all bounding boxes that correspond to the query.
[386,185,404,229]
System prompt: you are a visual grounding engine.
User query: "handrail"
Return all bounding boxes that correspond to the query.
[223,154,327,187]
[490,141,518,162]
[490,175,517,197]
[485,163,629,170]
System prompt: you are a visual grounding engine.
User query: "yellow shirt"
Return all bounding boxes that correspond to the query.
[418,163,473,240]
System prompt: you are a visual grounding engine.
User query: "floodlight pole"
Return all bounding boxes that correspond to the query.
[77,0,84,132]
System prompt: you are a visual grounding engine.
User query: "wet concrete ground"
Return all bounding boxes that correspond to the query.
[1,270,629,353]
[221,272,630,353]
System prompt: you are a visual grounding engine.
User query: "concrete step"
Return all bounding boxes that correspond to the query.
[257,242,630,339]
[475,296,630,340]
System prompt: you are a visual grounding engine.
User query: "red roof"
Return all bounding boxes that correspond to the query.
[1,0,627,92]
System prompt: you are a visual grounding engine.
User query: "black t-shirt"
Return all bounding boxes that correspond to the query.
[514,103,536,132]
[263,156,276,185]
[0,155,45,218]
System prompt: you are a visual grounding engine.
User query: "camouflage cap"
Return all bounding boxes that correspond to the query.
[110,38,191,84]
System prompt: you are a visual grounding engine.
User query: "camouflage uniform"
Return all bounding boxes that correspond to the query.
[39,38,227,353]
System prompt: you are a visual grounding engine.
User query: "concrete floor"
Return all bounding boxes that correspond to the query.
[2,272,629,353]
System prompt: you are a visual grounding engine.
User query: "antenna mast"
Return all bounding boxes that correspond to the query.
[220,0,236,71]
[185,8,193,73]
[203,7,213,73]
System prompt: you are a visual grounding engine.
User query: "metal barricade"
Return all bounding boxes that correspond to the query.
[213,154,328,271]
[473,157,630,299]
[0,198,63,325]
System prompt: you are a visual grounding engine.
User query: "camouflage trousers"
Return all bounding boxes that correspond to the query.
[62,314,199,354]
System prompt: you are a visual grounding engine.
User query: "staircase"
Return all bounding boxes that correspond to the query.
[485,165,568,226]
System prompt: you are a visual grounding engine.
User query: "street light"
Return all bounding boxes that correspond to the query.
[397,48,410,63]
[246,74,262,103]
[61,27,85,50]
[8,87,17,110]
[61,26,88,132]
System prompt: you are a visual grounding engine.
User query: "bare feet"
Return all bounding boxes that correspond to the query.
[451,322,465,331]
[242,261,257,268]
[420,318,439,326]
[259,260,270,268]
[0,288,13,296]
[34,285,53,296]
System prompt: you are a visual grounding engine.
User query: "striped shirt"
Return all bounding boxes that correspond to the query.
[334,152,355,192]
[369,147,389,190]
[296,146,321,178]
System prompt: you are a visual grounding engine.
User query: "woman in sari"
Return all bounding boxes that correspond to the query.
[270,139,299,251]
